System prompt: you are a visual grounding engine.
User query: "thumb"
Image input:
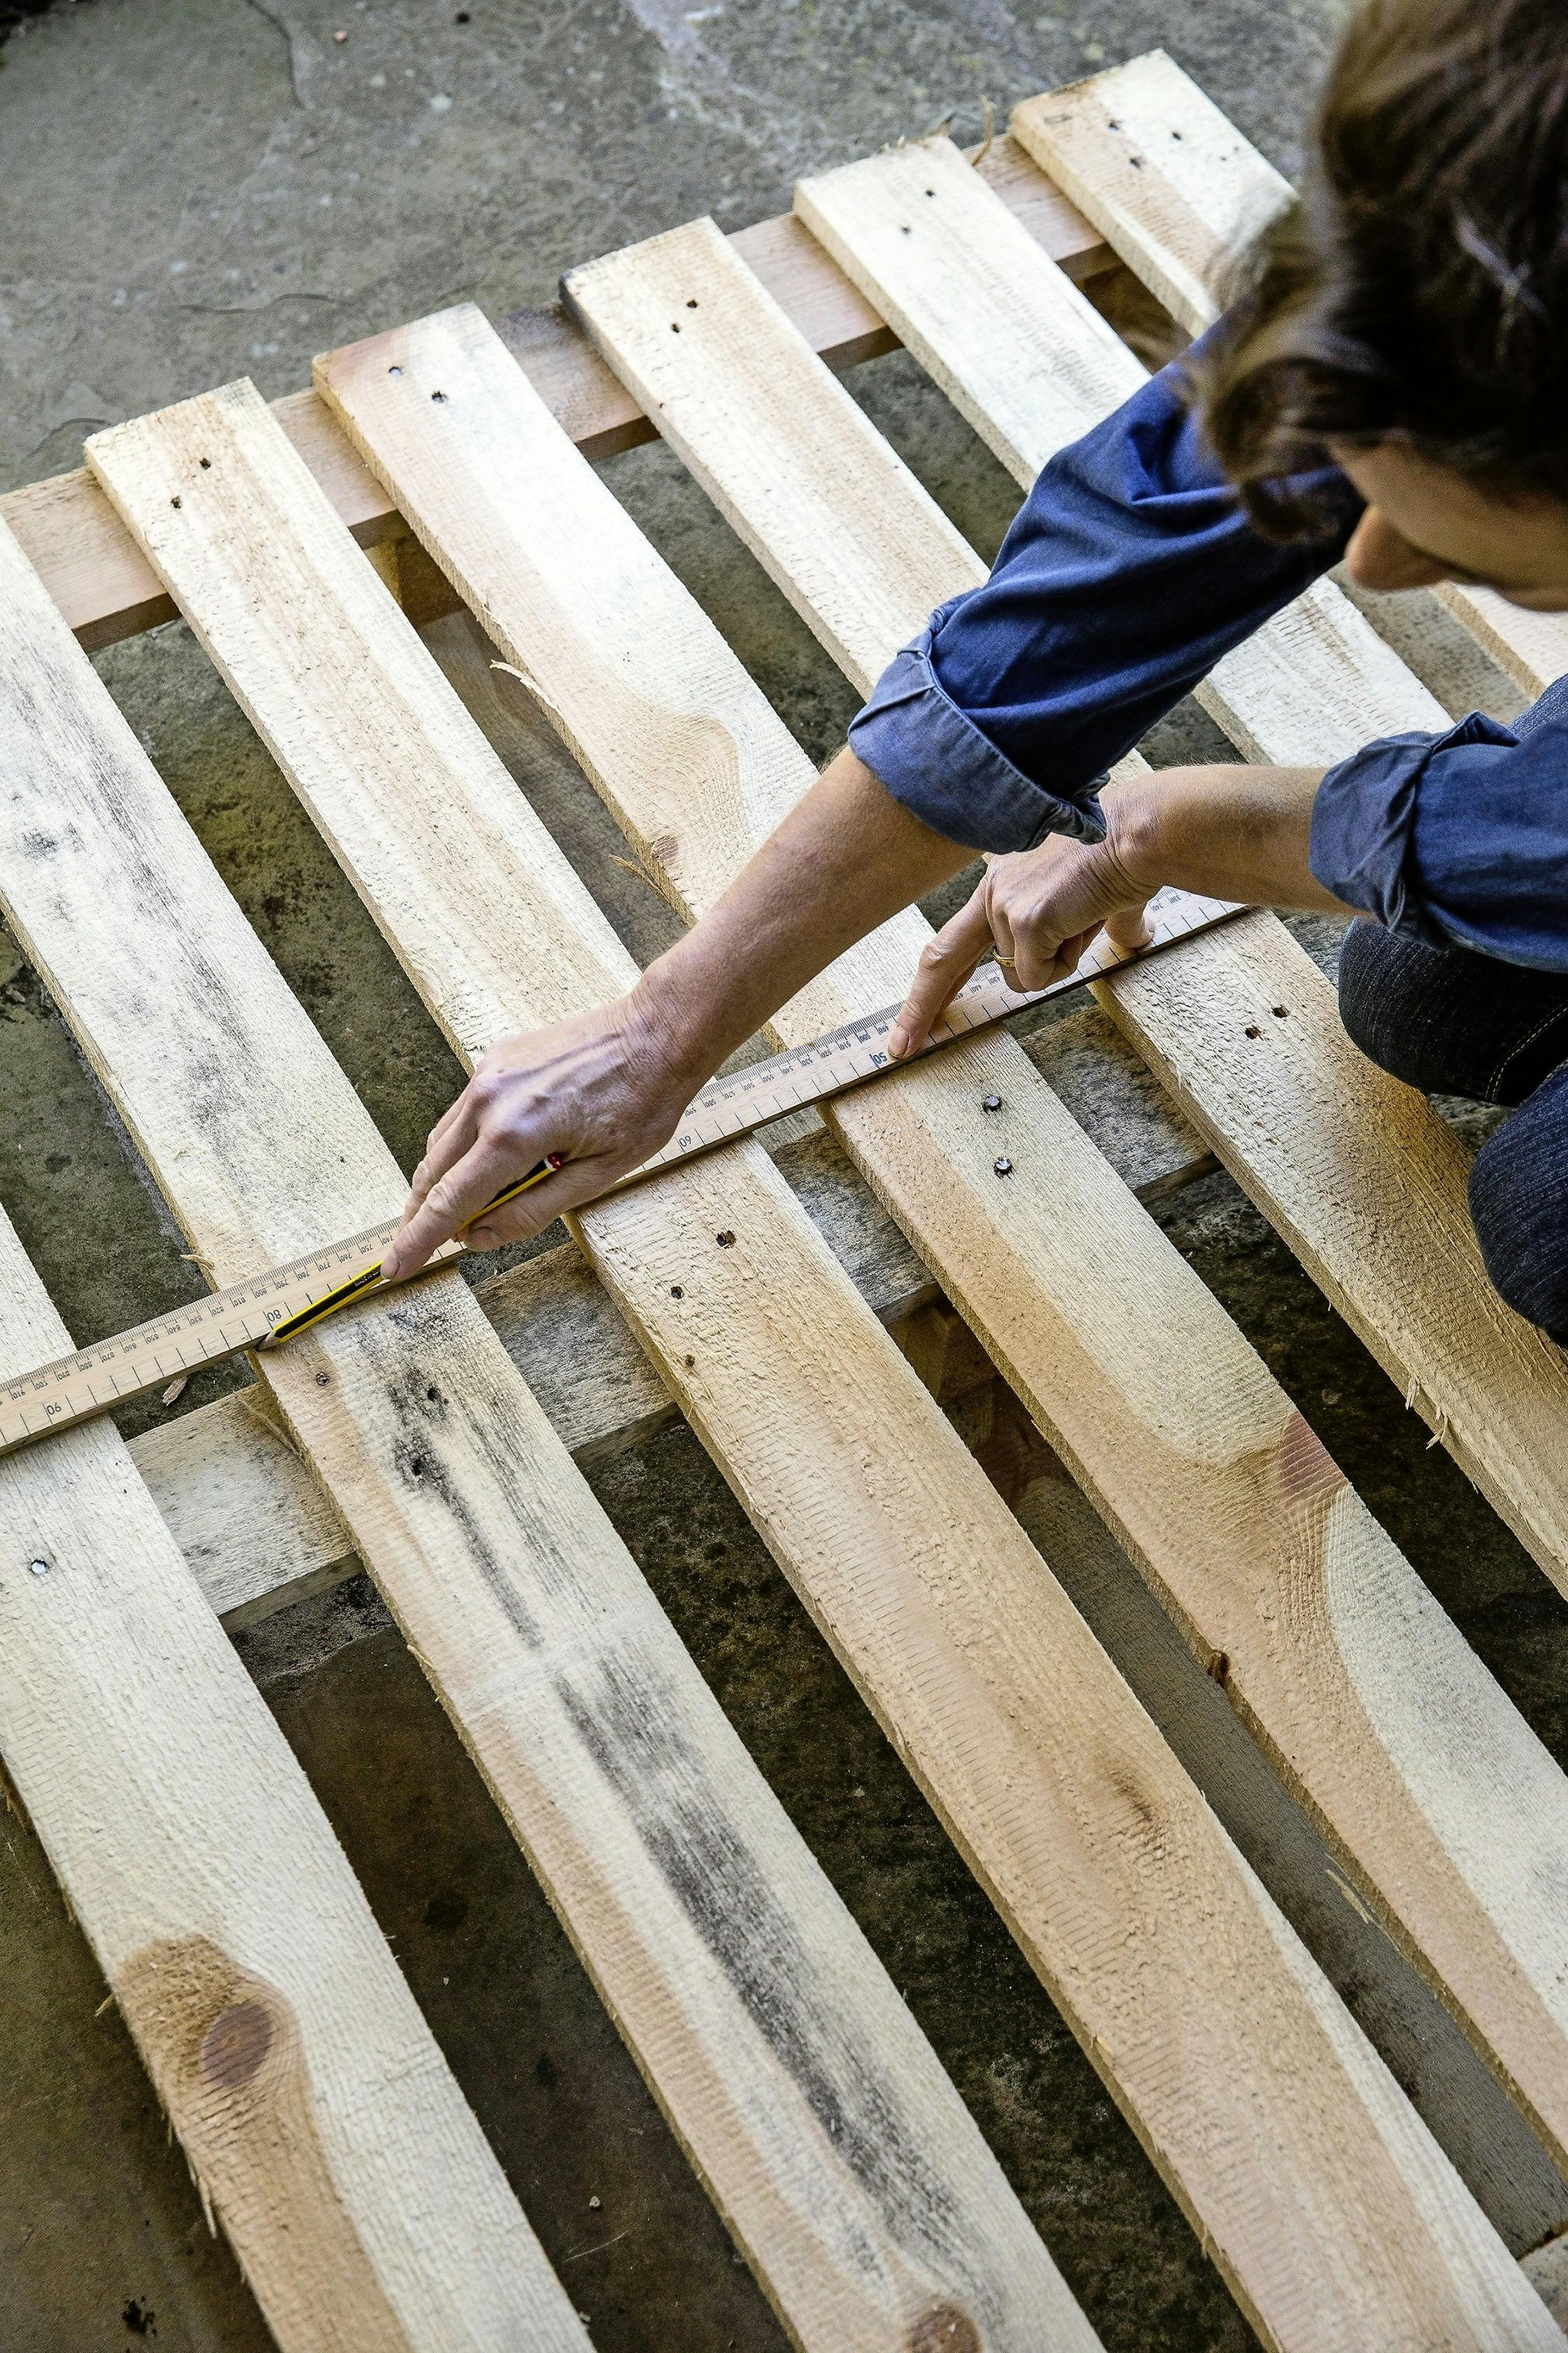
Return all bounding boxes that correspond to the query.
[1104,897,1153,954]
[889,890,995,1059]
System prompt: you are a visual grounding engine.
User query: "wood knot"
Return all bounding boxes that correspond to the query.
[907,2307,981,2353]
[202,1999,275,2090]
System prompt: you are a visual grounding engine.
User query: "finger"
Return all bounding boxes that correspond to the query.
[890,893,995,1058]
[400,1093,479,1229]
[1105,899,1153,953]
[382,1135,530,1281]
[461,1157,609,1254]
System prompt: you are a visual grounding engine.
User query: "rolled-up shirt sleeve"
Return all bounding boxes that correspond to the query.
[1310,675,1568,972]
[849,325,1361,852]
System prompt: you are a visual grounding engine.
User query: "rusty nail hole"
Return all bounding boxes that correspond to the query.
[981,1093,1002,1113]
[315,1370,330,1386]
[409,1455,427,1478]
[1271,1004,1289,1018]
[683,1353,695,1368]
[925,187,935,196]
[169,495,181,509]
[670,1284,683,1297]
[715,1230,735,1247]
[686,297,698,307]
[202,1999,274,2089]
[670,322,681,333]
[901,223,912,233]
[426,1385,439,1401]
[199,456,211,468]
[1244,1023,1261,1038]
[993,1155,1013,1177]
[1208,1649,1230,1685]
[430,389,447,403]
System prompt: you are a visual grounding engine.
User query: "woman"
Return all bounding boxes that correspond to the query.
[383,0,1568,1341]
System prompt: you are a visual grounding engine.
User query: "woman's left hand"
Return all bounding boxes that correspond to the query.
[888,830,1152,1058]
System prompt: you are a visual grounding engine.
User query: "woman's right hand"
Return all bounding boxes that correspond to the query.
[380,987,707,1280]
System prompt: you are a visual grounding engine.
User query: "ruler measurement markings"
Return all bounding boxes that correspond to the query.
[0,895,1240,1460]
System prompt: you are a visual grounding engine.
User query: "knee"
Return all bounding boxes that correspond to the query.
[1469,1123,1568,1343]
[1336,920,1441,1088]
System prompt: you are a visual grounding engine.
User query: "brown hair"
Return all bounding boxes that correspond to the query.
[1197,0,1568,537]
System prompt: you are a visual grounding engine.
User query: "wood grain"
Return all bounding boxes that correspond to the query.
[0,133,1104,657]
[311,298,1566,2353]
[557,206,1568,2179]
[0,1153,582,2334]
[1435,581,1568,703]
[84,382,1099,2353]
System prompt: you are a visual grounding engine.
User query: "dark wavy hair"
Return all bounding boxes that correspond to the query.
[1195,0,1568,538]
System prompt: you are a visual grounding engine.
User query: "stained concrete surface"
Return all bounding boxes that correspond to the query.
[5,1,1568,2349]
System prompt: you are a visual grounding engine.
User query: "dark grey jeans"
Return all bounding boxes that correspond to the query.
[1338,921,1568,1342]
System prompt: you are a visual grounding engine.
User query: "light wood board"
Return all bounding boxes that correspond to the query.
[84,381,1100,2353]
[1011,50,1293,337]
[0,134,1104,659]
[0,551,593,2353]
[311,299,1567,2353]
[557,215,1568,2179]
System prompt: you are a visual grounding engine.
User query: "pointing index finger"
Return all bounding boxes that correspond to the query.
[889,893,994,1059]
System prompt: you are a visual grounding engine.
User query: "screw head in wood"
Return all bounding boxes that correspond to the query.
[28,1558,48,1577]
[981,1094,1002,1113]
[993,1155,1013,1176]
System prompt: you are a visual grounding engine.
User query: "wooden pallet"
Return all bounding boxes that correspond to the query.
[2,51,1566,2353]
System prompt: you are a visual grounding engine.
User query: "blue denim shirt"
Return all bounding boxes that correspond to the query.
[849,343,1568,974]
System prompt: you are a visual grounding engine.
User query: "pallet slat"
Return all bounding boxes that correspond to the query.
[560,197,1568,2183]
[1002,61,1568,1605]
[85,379,1100,2353]
[311,300,1560,2353]
[0,539,589,2352]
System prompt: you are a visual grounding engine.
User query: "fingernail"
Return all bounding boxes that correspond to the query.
[889,1024,910,1059]
[467,1225,497,1252]
[380,1251,400,1282]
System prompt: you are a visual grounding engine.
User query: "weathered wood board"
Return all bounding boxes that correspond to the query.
[86,383,1108,2352]
[310,301,1568,2352]
[14,461,1091,2353]
[556,218,1568,2180]
[0,1199,583,2353]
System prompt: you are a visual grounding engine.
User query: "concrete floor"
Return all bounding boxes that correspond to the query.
[3,2,1568,2349]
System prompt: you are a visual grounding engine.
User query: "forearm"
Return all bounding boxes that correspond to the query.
[1112,762,1354,912]
[629,743,971,1081]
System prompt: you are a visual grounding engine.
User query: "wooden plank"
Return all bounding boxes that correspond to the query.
[78,393,1101,2353]
[796,134,1147,485]
[1011,51,1293,337]
[0,134,1105,657]
[0,1247,583,2341]
[312,303,1565,2353]
[559,210,1568,2179]
[1434,582,1568,703]
[791,129,1568,2141]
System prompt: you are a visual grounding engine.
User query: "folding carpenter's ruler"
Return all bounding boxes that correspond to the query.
[0,888,1240,1461]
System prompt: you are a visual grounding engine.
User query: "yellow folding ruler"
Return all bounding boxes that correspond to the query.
[0,888,1239,1459]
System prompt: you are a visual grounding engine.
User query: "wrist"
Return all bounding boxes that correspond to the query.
[625,945,733,1099]
[1095,773,1163,899]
